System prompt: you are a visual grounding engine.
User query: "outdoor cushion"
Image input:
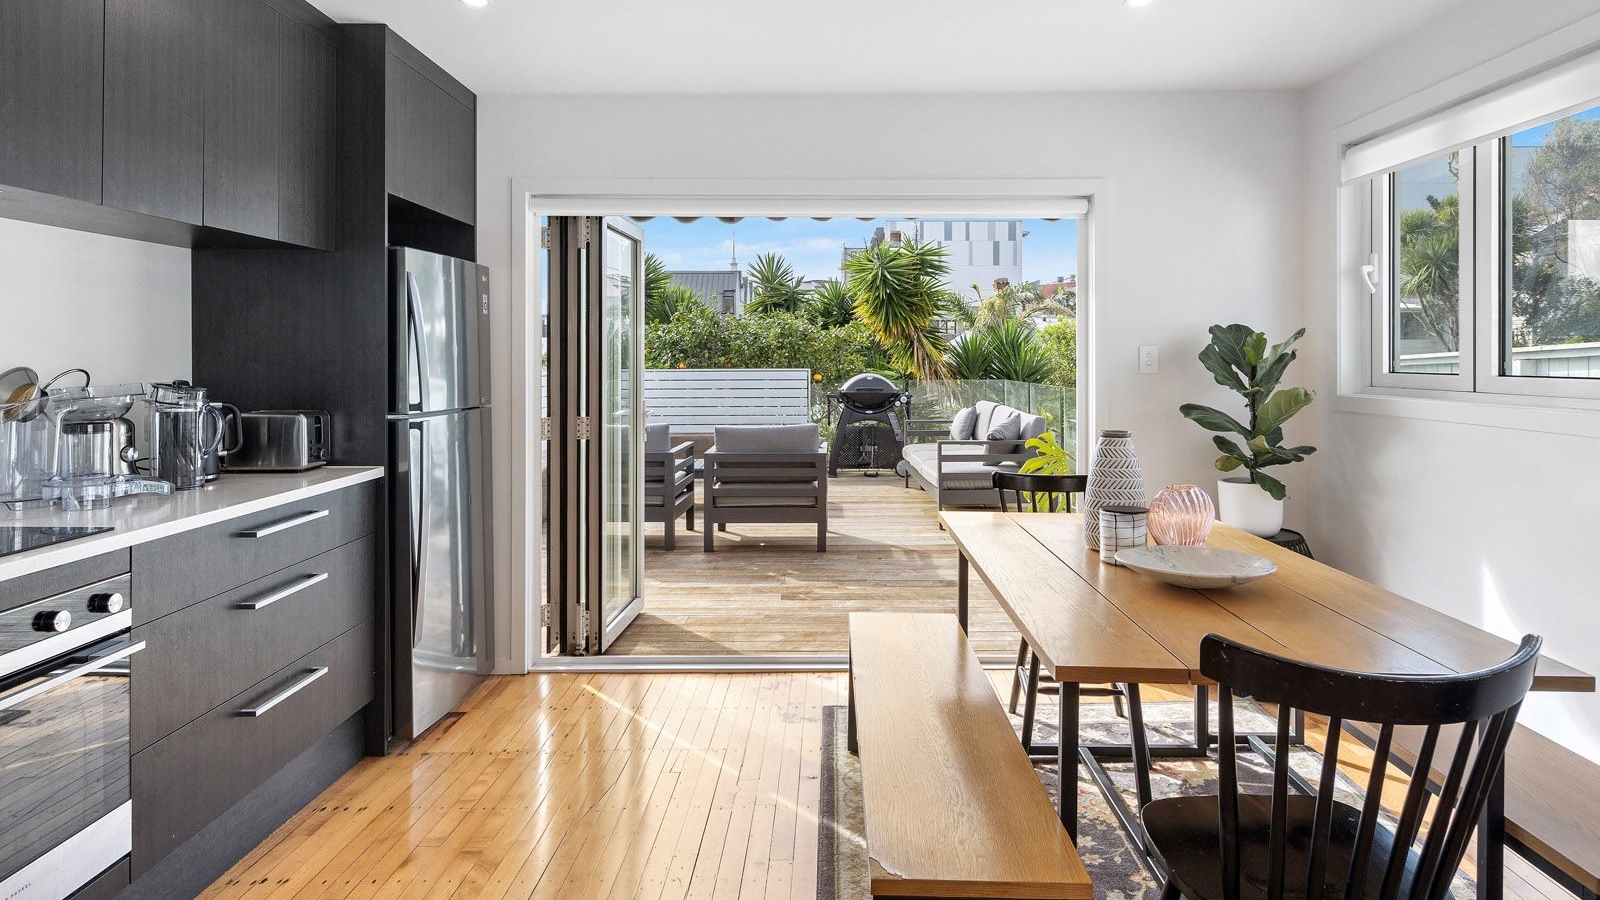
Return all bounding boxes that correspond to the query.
[645,423,672,452]
[712,424,821,453]
[950,406,977,441]
[1018,413,1047,442]
[987,411,1021,441]
[972,400,1000,440]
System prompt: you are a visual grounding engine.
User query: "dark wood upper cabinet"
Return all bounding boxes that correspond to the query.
[104,0,205,224]
[0,0,105,203]
[385,55,476,226]
[278,25,337,250]
[203,0,283,240]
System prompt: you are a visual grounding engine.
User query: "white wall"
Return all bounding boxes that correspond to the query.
[0,218,192,384]
[477,90,1305,670]
[1301,0,1600,762]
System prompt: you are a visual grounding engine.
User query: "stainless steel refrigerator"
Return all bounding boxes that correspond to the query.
[388,247,493,740]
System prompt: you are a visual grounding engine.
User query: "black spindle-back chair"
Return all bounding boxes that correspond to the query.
[1142,633,1543,900]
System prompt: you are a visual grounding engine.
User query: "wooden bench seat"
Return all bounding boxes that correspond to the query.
[847,612,1092,899]
[1348,721,1600,900]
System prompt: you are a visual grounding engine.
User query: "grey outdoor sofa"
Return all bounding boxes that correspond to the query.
[644,424,697,550]
[901,400,1048,509]
[702,424,829,552]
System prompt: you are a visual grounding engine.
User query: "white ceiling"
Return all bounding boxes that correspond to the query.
[307,0,1467,96]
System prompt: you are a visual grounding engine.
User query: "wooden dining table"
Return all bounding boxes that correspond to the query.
[940,510,1595,900]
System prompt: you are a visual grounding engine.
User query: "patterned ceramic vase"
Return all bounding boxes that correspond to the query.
[1148,484,1216,546]
[1083,429,1145,552]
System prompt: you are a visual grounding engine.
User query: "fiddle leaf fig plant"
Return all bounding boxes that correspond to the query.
[1178,324,1316,502]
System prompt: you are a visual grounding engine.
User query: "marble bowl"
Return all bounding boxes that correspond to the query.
[1112,545,1277,589]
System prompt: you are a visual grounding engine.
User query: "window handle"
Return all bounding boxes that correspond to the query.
[1360,253,1380,294]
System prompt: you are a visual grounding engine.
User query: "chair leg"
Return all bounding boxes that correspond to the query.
[717,522,727,532]
[1008,638,1029,714]
[1159,879,1181,900]
[817,524,826,552]
[1020,652,1042,752]
[703,518,715,551]
[663,513,675,551]
[685,505,695,532]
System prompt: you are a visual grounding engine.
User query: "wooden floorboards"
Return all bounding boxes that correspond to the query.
[617,476,1021,657]
[202,673,1571,900]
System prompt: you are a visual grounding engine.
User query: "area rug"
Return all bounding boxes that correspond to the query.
[817,697,1477,900]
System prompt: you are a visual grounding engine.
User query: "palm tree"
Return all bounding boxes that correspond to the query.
[843,239,955,380]
[805,280,855,328]
[646,283,707,327]
[644,253,673,304]
[971,279,1072,329]
[746,252,808,314]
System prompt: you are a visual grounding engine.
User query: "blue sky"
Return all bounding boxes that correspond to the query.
[1510,106,1600,146]
[636,217,1080,287]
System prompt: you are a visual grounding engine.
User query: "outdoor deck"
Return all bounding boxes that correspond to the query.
[615,472,1023,657]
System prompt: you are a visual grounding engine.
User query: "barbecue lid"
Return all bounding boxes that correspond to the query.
[837,372,899,394]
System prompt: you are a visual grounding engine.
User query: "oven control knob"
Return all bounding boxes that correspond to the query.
[87,592,124,614]
[32,610,72,632]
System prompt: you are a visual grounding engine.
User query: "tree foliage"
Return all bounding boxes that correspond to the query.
[1036,318,1077,389]
[805,280,856,328]
[746,252,809,315]
[842,239,957,380]
[644,303,881,383]
[1178,324,1316,501]
[970,279,1072,329]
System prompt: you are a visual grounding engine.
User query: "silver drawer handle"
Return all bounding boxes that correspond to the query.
[0,641,147,713]
[238,573,329,610]
[238,666,328,717]
[238,509,330,538]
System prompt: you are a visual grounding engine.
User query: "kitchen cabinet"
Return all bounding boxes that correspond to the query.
[386,53,477,225]
[278,25,338,249]
[203,0,285,240]
[103,0,205,224]
[0,0,104,203]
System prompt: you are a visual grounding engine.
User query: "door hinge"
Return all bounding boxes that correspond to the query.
[581,609,593,643]
[578,218,593,246]
[540,604,551,627]
[574,416,593,441]
[540,417,552,440]
[540,226,552,250]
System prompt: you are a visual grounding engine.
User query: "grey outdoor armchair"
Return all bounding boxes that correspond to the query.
[702,424,828,552]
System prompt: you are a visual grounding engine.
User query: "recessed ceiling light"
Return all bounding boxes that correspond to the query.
[1125,0,1153,6]
[461,0,489,7]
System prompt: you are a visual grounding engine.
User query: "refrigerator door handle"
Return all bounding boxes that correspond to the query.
[406,272,430,413]
[409,419,428,641]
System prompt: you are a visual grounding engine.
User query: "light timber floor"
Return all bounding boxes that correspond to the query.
[616,474,1021,657]
[203,673,1572,900]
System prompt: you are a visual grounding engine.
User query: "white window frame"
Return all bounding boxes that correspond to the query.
[1360,131,1600,404]
[1368,148,1477,392]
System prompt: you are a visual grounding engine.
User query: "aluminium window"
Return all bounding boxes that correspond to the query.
[1358,102,1600,401]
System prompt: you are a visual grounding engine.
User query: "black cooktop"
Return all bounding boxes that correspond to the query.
[0,526,115,558]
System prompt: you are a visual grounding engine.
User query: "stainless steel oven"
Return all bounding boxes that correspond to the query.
[0,573,141,900]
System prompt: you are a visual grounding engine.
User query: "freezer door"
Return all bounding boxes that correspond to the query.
[393,248,487,415]
[391,409,491,739]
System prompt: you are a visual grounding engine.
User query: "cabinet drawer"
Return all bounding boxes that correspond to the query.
[132,617,374,876]
[134,481,377,622]
[131,534,376,752]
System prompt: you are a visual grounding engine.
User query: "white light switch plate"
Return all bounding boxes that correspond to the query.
[1139,345,1159,374]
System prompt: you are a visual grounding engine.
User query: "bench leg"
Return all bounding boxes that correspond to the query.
[847,652,858,755]
[1477,762,1506,900]
[1021,653,1042,752]
[1007,638,1028,714]
[1059,681,1080,842]
[956,552,969,632]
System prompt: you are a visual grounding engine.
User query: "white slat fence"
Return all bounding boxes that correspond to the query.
[642,368,813,430]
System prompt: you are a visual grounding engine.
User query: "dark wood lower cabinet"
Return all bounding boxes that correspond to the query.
[131,618,375,876]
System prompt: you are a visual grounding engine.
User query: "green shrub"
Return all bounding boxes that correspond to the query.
[645,309,880,384]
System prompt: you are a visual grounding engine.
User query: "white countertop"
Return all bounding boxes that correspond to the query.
[0,466,385,581]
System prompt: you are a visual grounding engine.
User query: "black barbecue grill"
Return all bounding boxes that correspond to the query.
[826,373,910,477]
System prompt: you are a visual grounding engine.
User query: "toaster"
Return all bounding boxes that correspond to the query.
[225,410,332,472]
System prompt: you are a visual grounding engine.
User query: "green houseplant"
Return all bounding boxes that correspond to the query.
[1178,324,1316,536]
[1015,430,1076,512]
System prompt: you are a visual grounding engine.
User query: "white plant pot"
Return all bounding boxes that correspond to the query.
[1216,477,1283,538]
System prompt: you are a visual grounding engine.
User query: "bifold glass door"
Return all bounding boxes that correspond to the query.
[544,216,644,655]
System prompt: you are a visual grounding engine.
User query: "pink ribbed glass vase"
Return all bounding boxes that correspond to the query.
[1147,484,1215,546]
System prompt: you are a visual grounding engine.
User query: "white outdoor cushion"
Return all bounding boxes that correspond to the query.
[645,423,672,453]
[986,411,1021,441]
[972,400,1000,440]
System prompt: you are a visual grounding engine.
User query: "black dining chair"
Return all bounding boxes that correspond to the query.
[991,471,1128,750]
[1142,632,1543,900]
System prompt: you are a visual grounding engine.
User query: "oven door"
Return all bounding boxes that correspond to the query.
[0,635,143,900]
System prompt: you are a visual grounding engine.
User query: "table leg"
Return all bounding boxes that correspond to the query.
[1193,684,1210,752]
[1477,760,1505,900]
[1059,681,1080,842]
[956,552,969,633]
[1125,683,1154,811]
